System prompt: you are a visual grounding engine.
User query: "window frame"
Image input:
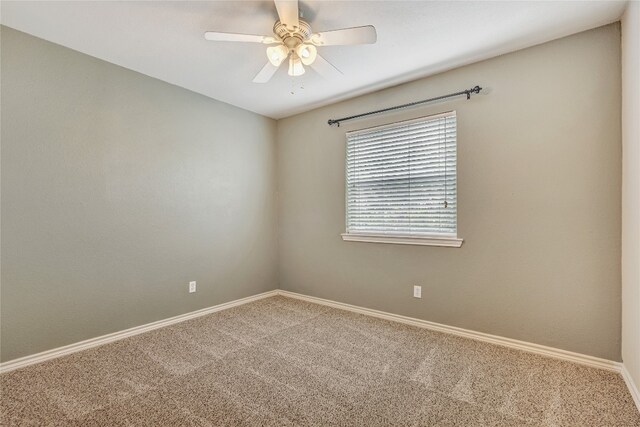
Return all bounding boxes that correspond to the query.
[341,111,463,248]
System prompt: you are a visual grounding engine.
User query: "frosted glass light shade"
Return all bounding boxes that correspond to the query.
[296,44,317,66]
[288,55,305,76]
[266,45,288,66]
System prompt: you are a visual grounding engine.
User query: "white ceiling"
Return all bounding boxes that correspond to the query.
[1,1,627,119]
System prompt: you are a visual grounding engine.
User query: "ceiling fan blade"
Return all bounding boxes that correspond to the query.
[204,31,278,44]
[253,61,281,83]
[274,0,299,29]
[310,54,343,80]
[310,25,377,46]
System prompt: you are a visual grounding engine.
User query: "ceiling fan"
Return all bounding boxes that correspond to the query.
[204,0,377,83]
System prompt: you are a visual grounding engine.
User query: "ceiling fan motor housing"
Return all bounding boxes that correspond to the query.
[274,19,312,50]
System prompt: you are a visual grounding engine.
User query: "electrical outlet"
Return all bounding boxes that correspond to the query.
[413,285,422,299]
[189,281,197,293]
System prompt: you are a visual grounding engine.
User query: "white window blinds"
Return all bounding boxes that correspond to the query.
[345,111,457,237]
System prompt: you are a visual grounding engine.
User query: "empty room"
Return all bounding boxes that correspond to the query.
[1,0,639,425]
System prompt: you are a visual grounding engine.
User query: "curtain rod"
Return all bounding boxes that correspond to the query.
[327,85,482,127]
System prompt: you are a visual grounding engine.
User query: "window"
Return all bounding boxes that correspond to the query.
[342,111,462,247]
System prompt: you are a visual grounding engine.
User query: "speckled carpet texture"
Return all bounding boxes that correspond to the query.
[1,295,639,426]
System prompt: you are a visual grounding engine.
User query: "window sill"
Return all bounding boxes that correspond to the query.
[341,233,463,248]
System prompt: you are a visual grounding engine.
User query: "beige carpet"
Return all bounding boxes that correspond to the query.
[1,295,639,426]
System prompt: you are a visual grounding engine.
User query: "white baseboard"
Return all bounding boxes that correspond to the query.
[0,290,279,374]
[2,287,638,413]
[276,290,622,373]
[0,288,629,390]
[621,364,640,412]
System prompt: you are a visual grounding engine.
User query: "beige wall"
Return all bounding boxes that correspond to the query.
[277,24,622,360]
[622,1,640,388]
[0,27,278,362]
[1,22,627,364]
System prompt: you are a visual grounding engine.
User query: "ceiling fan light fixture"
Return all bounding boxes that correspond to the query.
[204,0,377,83]
[296,44,317,66]
[288,54,305,76]
[266,44,289,66]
